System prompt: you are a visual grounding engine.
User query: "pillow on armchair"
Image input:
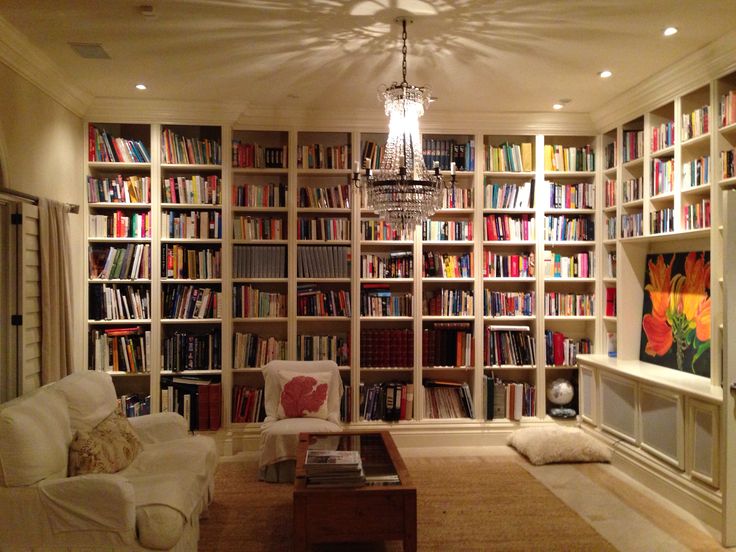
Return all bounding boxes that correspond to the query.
[276,370,331,420]
[68,411,143,476]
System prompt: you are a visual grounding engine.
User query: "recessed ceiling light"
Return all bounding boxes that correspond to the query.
[135,83,147,90]
[663,27,678,37]
[553,103,564,110]
[599,70,613,79]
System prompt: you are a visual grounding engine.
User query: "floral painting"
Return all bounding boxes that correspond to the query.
[639,251,711,377]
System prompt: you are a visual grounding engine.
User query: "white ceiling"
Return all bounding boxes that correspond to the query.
[2,0,736,116]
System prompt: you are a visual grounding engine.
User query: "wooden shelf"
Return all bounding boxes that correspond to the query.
[88,161,151,170]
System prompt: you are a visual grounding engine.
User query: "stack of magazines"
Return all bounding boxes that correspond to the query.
[305,449,366,487]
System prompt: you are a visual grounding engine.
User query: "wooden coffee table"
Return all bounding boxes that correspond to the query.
[293,431,416,551]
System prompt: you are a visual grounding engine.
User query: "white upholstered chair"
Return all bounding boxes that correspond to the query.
[259,360,343,482]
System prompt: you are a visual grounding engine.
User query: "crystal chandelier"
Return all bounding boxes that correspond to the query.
[353,18,454,231]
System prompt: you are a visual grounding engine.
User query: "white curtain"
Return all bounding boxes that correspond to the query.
[38,198,73,383]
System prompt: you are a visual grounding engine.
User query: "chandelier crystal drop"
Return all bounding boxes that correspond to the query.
[353,18,453,231]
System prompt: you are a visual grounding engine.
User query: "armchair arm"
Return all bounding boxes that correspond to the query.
[128,412,189,444]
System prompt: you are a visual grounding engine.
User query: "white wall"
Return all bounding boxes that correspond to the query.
[0,61,84,373]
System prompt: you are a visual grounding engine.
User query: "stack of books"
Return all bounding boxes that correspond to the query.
[305,449,365,487]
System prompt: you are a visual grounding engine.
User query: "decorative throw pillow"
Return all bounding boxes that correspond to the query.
[68,411,143,476]
[507,426,612,466]
[276,370,331,420]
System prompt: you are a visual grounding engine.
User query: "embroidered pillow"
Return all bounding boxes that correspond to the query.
[68,411,143,476]
[276,370,331,420]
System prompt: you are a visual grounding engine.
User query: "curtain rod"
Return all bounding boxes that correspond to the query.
[0,186,79,214]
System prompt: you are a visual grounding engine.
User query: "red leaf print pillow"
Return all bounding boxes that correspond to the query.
[277,371,331,419]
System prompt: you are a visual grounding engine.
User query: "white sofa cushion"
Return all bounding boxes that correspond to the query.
[53,370,118,432]
[0,388,72,486]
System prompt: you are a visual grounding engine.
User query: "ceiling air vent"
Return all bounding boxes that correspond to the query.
[68,42,110,59]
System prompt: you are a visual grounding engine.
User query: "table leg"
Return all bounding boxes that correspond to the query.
[293,494,307,552]
[403,495,417,552]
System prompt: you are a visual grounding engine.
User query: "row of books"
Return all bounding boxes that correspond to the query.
[441,186,472,209]
[89,211,151,239]
[296,286,351,317]
[544,331,591,366]
[651,158,675,195]
[486,142,533,172]
[233,332,287,368]
[162,285,222,319]
[484,214,535,241]
[623,177,644,202]
[543,292,594,317]
[621,213,644,238]
[482,377,536,420]
[422,138,475,171]
[161,210,222,239]
[361,288,412,317]
[423,380,474,419]
[650,208,675,234]
[231,386,266,423]
[296,217,349,240]
[297,184,351,208]
[651,120,675,152]
[422,251,473,278]
[89,243,151,280]
[232,141,287,169]
[359,219,410,241]
[162,175,221,205]
[118,394,151,418]
[604,179,616,207]
[234,216,284,240]
[296,246,350,278]
[89,284,150,321]
[483,180,534,209]
[233,245,286,278]
[297,334,350,366]
[607,252,617,278]
[161,128,221,165]
[162,245,221,279]
[87,175,150,204]
[360,252,413,279]
[421,219,473,241]
[89,126,151,163]
[233,285,286,318]
[296,144,351,169]
[605,287,617,317]
[360,329,413,368]
[542,250,594,279]
[232,183,286,207]
[422,288,474,316]
[719,88,736,128]
[604,142,616,170]
[682,155,710,188]
[483,290,535,317]
[161,377,222,431]
[422,324,474,367]
[483,252,534,278]
[360,382,414,421]
[484,326,536,367]
[622,130,644,162]
[606,216,616,240]
[720,149,735,180]
[360,141,383,170]
[163,329,221,371]
[682,105,709,140]
[547,181,594,209]
[543,144,595,172]
[544,215,595,241]
[89,326,150,373]
[683,199,712,230]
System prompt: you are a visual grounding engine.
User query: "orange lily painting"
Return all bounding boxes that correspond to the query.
[640,251,711,377]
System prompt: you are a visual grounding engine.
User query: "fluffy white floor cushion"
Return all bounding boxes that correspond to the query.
[508,426,612,465]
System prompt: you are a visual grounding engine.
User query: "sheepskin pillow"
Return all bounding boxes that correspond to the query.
[507,426,612,465]
[276,370,331,420]
[68,411,143,476]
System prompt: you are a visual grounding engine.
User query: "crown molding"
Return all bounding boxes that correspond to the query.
[86,98,245,125]
[0,15,91,117]
[591,30,736,131]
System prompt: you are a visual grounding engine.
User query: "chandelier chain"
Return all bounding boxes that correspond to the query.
[401,19,407,86]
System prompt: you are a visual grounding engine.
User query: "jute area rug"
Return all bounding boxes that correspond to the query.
[199,456,616,551]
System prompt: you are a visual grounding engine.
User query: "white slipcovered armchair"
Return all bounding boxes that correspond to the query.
[259,360,344,482]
